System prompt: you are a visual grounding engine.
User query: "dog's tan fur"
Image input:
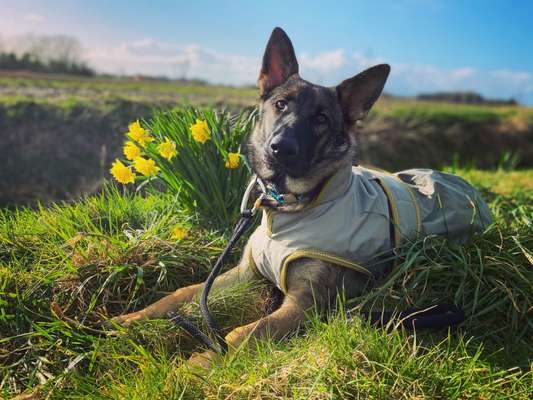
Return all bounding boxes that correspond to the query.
[112,28,391,368]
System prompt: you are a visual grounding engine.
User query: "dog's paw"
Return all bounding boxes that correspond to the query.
[108,311,147,327]
[187,350,218,370]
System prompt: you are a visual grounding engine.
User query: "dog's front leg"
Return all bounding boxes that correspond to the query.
[111,282,202,326]
[188,258,335,369]
[188,293,307,368]
[112,241,257,326]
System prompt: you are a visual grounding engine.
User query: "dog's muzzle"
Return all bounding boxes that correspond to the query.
[269,134,301,171]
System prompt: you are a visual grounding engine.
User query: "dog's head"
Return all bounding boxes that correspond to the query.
[246,27,390,197]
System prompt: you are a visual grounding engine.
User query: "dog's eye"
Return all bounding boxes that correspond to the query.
[275,100,287,111]
[316,113,328,124]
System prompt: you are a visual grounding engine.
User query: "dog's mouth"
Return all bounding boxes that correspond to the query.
[246,141,316,196]
[261,159,309,192]
[266,154,309,178]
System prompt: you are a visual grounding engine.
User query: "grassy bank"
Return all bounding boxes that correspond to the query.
[1,168,531,399]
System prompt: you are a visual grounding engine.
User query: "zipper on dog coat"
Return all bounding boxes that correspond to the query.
[249,165,492,293]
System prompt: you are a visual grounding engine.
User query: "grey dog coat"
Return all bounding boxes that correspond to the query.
[249,166,491,293]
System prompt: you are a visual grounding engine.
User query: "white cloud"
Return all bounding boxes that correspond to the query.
[450,67,476,80]
[387,62,533,102]
[88,40,354,86]
[83,38,533,104]
[296,49,350,85]
[490,69,531,84]
[23,13,46,23]
[300,49,347,74]
[353,52,386,69]
[389,63,477,91]
[87,39,260,84]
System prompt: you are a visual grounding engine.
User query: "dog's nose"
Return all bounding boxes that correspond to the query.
[270,135,299,161]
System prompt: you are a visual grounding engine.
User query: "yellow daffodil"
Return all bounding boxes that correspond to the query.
[190,119,210,144]
[171,225,188,240]
[127,120,153,146]
[157,139,177,160]
[123,141,141,160]
[225,152,241,169]
[110,159,135,184]
[133,157,160,177]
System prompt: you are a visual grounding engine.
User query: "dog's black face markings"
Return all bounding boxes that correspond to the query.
[246,27,390,195]
[262,79,347,177]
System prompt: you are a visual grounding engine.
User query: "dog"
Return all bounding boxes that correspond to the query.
[113,27,491,368]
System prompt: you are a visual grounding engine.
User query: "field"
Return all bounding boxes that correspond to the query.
[1,72,532,399]
[0,72,258,108]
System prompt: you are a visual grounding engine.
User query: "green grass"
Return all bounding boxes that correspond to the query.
[0,72,258,109]
[1,169,532,399]
[371,100,533,127]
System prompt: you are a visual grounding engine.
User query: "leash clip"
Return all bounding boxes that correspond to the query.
[240,175,267,217]
[240,175,286,217]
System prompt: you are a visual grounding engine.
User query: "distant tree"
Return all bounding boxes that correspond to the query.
[0,33,94,76]
[417,91,518,106]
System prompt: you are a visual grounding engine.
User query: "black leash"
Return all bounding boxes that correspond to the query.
[167,176,264,354]
[168,211,255,355]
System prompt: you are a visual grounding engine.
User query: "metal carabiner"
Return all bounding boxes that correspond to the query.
[240,175,267,216]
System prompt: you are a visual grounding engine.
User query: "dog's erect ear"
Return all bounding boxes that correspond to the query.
[336,64,390,124]
[258,27,299,96]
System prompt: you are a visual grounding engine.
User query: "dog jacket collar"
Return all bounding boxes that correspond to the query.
[249,165,492,293]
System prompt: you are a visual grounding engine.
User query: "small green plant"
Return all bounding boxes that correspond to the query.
[497,150,521,171]
[447,153,477,173]
[110,107,257,230]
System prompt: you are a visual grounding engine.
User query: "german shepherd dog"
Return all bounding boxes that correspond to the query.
[113,28,485,368]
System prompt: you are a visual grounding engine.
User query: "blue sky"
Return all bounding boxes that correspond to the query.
[2,0,533,103]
